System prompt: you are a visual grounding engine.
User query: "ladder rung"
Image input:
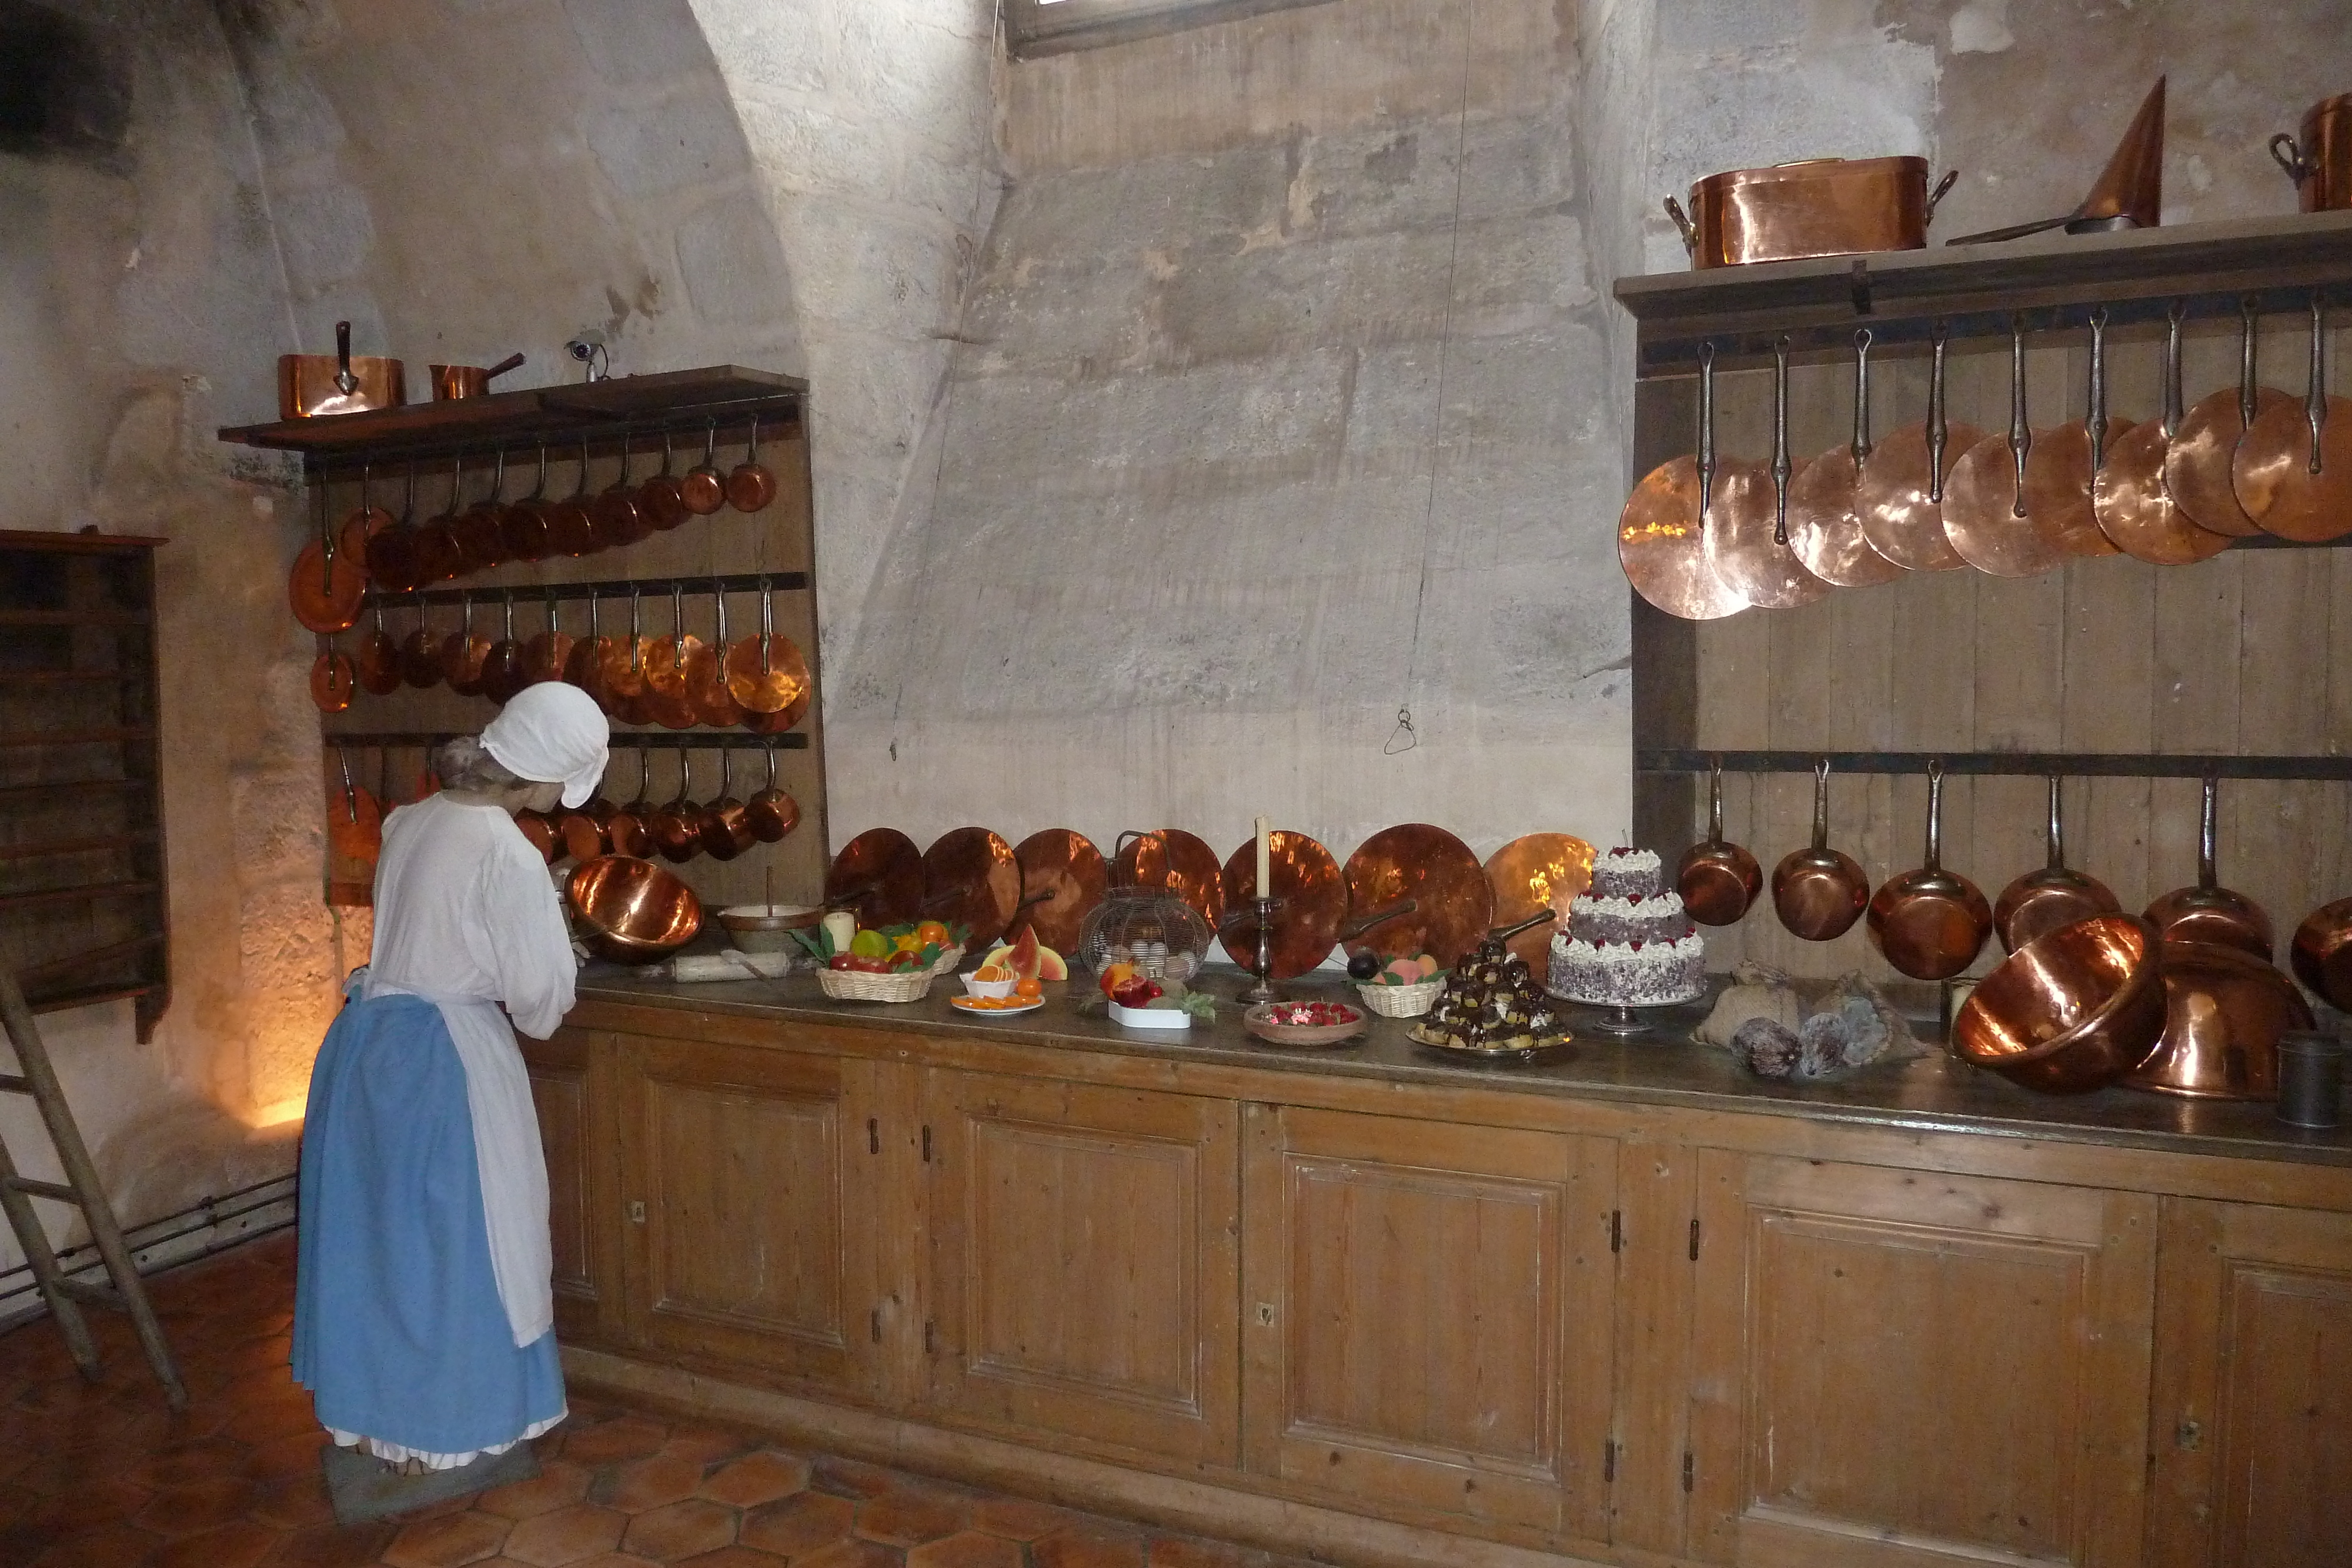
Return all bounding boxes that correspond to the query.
[0,1075,26,1094]
[54,1278,122,1309]
[2,1176,81,1204]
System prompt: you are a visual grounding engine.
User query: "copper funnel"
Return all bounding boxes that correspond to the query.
[1949,78,2164,245]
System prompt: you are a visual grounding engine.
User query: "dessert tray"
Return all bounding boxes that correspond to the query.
[1543,989,1703,1037]
[1407,1022,1575,1064]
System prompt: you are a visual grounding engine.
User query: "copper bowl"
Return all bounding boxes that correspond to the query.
[2124,940,2315,1100]
[567,855,703,964]
[2290,896,2352,1011]
[1950,915,2166,1094]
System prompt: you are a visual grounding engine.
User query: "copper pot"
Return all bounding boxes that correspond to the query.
[604,746,655,860]
[746,747,800,844]
[1993,775,2120,954]
[697,750,754,862]
[1772,757,1869,941]
[279,320,403,419]
[2144,774,2273,959]
[428,352,524,401]
[2271,92,2352,212]
[2124,940,2315,1100]
[1677,758,1762,926]
[1868,761,1992,982]
[567,855,703,964]
[1665,158,1956,269]
[2290,897,2352,1011]
[649,752,703,864]
[1950,914,2165,1094]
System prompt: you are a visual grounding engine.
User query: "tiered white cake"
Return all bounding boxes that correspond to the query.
[1546,847,1706,1007]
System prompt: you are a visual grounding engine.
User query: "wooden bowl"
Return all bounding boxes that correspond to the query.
[1950,915,2165,1094]
[1244,1001,1367,1048]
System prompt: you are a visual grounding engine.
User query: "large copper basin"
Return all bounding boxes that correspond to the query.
[568,855,703,964]
[2125,940,2315,1099]
[1951,915,2165,1094]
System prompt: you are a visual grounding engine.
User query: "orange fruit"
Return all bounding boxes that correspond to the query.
[1015,977,1043,1001]
[1098,961,1137,998]
[914,920,951,948]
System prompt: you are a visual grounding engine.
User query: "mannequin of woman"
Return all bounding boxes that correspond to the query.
[293,683,609,1487]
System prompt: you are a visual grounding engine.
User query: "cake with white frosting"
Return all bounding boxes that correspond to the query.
[1548,846,1706,1007]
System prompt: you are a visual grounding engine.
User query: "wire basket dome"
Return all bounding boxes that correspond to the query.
[1075,833,1213,982]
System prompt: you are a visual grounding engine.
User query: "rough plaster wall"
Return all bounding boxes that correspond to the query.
[684,0,1001,677]
[829,0,1636,868]
[0,0,319,1272]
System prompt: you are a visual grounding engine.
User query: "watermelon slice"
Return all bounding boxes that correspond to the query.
[1035,944,1068,982]
[1006,925,1040,981]
[985,930,1069,982]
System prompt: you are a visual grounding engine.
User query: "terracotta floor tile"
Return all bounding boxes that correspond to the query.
[1033,1529,1148,1568]
[220,1390,323,1445]
[968,1497,1086,1542]
[854,1487,966,1546]
[269,1520,403,1566]
[477,1459,591,1521]
[27,1520,164,1566]
[132,1472,262,1534]
[24,1476,153,1534]
[243,1429,331,1483]
[1144,1539,1260,1568]
[674,1548,788,1567]
[500,1501,627,1566]
[619,1497,737,1560]
[697,1451,807,1510]
[791,1541,900,1568]
[739,1491,854,1556]
[593,1453,703,1514]
[382,1508,514,1567]
[809,1456,900,1500]
[249,1472,336,1530]
[655,1426,757,1468]
[908,1530,1023,1568]
[556,1417,669,1469]
[150,1518,279,1568]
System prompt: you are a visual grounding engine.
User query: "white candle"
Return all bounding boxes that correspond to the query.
[1254,815,1272,900]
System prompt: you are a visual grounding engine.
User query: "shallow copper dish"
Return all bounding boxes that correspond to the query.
[2124,940,2314,1100]
[1619,344,1748,620]
[1787,329,1905,589]
[923,828,1023,950]
[2166,303,2291,539]
[1221,831,1347,981]
[827,828,926,928]
[1114,830,1227,935]
[2095,309,2231,564]
[1853,327,1982,573]
[1484,833,1595,982]
[1950,914,2166,1094]
[1014,830,1107,955]
[2290,896,2352,1011]
[567,855,703,964]
[1343,824,1495,967]
[2230,299,2352,543]
[646,587,711,698]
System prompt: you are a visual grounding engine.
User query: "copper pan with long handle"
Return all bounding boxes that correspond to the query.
[1855,323,1982,571]
[1787,329,1904,587]
[1772,757,1869,941]
[2231,294,2352,542]
[1943,317,2070,577]
[1993,776,2120,954]
[1676,758,1762,926]
[1867,760,1992,981]
[1705,336,1829,609]
[428,352,524,401]
[2144,774,2273,958]
[2166,298,2292,537]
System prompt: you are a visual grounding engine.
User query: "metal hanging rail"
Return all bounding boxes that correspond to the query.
[1638,749,2352,782]
[358,573,808,611]
[320,730,810,751]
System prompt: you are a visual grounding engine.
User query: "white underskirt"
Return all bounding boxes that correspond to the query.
[330,1406,567,1472]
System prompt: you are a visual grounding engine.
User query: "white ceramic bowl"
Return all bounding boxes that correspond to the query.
[1108,999,1191,1029]
[961,971,1018,999]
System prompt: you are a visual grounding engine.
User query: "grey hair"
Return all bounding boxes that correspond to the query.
[433,735,529,794]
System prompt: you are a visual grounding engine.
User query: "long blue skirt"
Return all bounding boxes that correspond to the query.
[292,992,564,1457]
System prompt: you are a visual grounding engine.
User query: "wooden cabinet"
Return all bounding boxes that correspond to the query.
[1239,1105,1618,1542]
[611,1032,887,1399]
[2149,1200,2352,1568]
[1688,1151,2157,1568]
[920,1069,1240,1466]
[522,1028,613,1341]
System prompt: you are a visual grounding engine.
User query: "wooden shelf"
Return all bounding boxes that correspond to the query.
[0,727,154,750]
[0,779,143,808]
[1638,749,2352,783]
[362,571,810,610]
[1612,210,2352,375]
[218,365,807,472]
[0,880,161,913]
[319,728,810,751]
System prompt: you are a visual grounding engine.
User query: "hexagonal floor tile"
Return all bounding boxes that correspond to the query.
[596,1454,704,1514]
[478,1459,592,1521]
[620,1497,737,1560]
[740,1490,854,1557]
[910,1529,1025,1568]
[501,1501,627,1566]
[382,1507,513,1567]
[698,1450,808,1510]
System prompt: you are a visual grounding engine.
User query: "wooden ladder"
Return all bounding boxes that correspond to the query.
[0,964,186,1409]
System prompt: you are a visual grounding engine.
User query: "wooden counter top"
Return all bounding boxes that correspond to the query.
[573,965,2352,1171]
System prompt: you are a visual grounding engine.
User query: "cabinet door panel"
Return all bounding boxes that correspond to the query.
[616,1034,879,1396]
[1241,1106,1616,1540]
[924,1072,1238,1465]
[2151,1201,2352,1568]
[1691,1152,2154,1568]
[522,1027,614,1342]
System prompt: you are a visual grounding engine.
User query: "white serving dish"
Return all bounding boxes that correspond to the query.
[1108,999,1192,1029]
[961,971,1018,999]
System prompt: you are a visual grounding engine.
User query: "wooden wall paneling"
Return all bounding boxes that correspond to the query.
[1688,1151,2156,1568]
[1238,1105,1615,1542]
[1632,375,1701,861]
[2149,1199,2352,1568]
[2236,547,2337,947]
[923,1071,1240,1467]
[1609,1134,1698,1559]
[2059,556,2157,914]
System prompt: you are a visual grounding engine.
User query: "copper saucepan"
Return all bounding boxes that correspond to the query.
[1704,337,1829,609]
[1664,158,1957,269]
[1855,323,1982,571]
[650,751,703,865]
[2164,299,2291,539]
[2144,774,2273,958]
[1677,758,1762,926]
[2270,91,2352,212]
[604,745,655,860]
[1772,757,1869,941]
[279,319,403,420]
[428,352,524,401]
[1867,761,1992,981]
[1786,329,1904,588]
[699,750,755,863]
[1993,775,2120,954]
[746,747,800,844]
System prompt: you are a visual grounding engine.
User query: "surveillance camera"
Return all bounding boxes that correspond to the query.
[564,329,607,362]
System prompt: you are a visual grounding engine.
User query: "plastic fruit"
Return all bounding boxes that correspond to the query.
[850,928,889,961]
[1111,977,1161,1009]
[1347,949,1380,981]
[1099,961,1137,998]
[1035,944,1068,982]
[828,954,854,971]
[975,961,1014,982]
[1015,977,1043,1001]
[914,920,950,948]
[1007,925,1040,981]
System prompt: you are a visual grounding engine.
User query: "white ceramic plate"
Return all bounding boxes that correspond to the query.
[948,996,1044,1015]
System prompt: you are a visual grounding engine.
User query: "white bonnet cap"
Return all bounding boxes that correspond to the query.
[480,683,610,809]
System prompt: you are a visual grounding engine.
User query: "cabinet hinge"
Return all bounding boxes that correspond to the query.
[1683,1450,1694,1493]
[868,1117,879,1155]
[924,1318,937,1355]
[1602,1439,1617,1484]
[1609,1210,1622,1253]
[870,1308,881,1344]
[1688,1218,1700,1262]
[921,1125,933,1162]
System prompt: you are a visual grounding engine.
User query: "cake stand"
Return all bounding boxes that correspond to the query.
[1545,988,1702,1038]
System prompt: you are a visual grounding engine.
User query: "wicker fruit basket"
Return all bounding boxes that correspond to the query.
[817,967,934,1004]
[1355,977,1445,1018]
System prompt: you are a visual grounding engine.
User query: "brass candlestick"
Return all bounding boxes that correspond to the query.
[1241,895,1283,1005]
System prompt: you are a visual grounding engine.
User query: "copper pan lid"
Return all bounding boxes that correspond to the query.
[827,828,925,928]
[921,827,1022,950]
[1013,829,1107,955]
[1484,833,1595,982]
[1855,326,1983,571]
[1787,330,1905,588]
[2230,296,2352,543]
[1621,343,1749,620]
[2094,307,2231,564]
[1113,829,1227,934]
[1342,824,1494,966]
[1221,831,1347,980]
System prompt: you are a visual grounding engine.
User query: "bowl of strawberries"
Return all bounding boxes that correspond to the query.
[1244,999,1367,1048]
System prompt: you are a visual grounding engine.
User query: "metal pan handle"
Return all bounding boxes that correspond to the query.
[333,319,358,396]
[1663,195,1698,256]
[2270,132,2313,185]
[1925,169,1960,220]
